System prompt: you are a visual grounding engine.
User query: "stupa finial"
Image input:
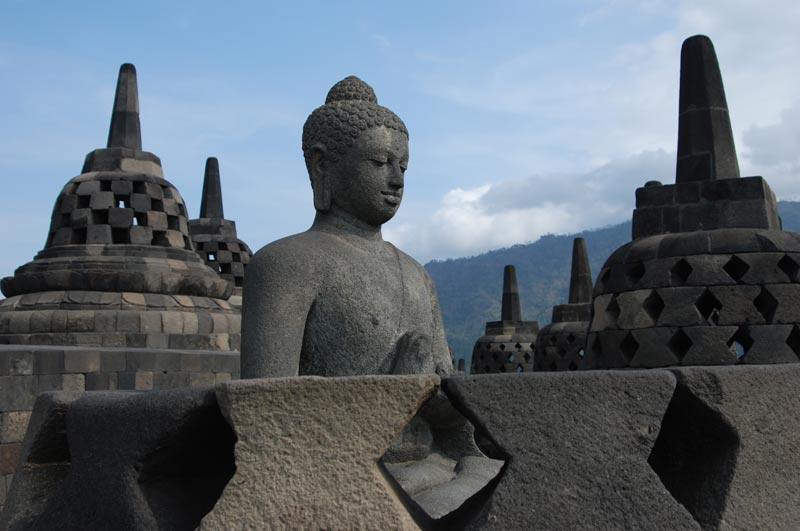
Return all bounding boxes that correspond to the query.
[200,157,224,219]
[568,238,593,304]
[501,265,522,322]
[676,35,739,183]
[107,63,142,150]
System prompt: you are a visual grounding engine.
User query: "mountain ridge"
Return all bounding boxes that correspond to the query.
[426,200,800,365]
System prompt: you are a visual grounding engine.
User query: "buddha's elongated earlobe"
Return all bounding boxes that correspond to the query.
[309,144,331,212]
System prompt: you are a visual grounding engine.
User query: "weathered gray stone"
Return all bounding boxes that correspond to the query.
[654,365,800,530]
[241,76,450,378]
[441,371,699,530]
[3,388,235,531]
[200,375,438,530]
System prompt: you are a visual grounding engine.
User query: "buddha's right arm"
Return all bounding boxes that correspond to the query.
[239,246,316,378]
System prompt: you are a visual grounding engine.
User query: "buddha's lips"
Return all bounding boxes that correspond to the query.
[382,191,402,204]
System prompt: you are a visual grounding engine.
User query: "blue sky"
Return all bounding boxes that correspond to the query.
[2,0,800,278]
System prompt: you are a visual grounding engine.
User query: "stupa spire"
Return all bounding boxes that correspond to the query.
[501,265,522,322]
[675,35,739,183]
[200,157,224,219]
[568,238,593,304]
[107,63,142,150]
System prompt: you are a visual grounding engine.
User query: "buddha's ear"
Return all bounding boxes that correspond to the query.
[308,144,331,212]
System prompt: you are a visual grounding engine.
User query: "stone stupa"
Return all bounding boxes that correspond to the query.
[0,64,240,352]
[584,35,799,368]
[189,157,253,306]
[535,237,593,371]
[470,265,539,373]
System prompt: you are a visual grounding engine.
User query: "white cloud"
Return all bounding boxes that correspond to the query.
[386,150,673,262]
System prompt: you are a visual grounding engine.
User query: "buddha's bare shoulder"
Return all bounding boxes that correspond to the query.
[247,231,337,281]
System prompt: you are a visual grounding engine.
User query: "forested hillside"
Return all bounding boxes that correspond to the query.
[426,201,800,365]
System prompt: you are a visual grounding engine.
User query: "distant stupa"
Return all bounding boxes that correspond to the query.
[0,64,240,351]
[471,265,539,373]
[189,157,253,306]
[535,238,593,371]
[585,36,797,368]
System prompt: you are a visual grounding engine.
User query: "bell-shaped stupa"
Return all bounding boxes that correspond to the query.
[585,36,798,368]
[535,238,593,371]
[0,64,240,351]
[189,157,253,306]
[471,265,539,373]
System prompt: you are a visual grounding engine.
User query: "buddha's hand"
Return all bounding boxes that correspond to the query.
[392,331,433,375]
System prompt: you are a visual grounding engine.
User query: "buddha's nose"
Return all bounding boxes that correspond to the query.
[388,162,404,189]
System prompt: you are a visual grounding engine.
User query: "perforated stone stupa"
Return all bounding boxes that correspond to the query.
[0,64,240,351]
[189,157,253,303]
[471,265,538,373]
[584,35,799,368]
[535,238,593,371]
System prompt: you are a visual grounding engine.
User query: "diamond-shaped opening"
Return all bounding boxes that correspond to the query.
[381,390,507,526]
[695,289,722,325]
[626,262,646,285]
[577,348,585,358]
[753,287,778,323]
[566,333,576,344]
[642,290,665,323]
[568,361,578,371]
[727,326,754,361]
[723,255,750,282]
[506,353,516,363]
[138,395,236,530]
[670,258,693,286]
[523,352,531,363]
[619,332,639,362]
[648,384,740,529]
[778,254,800,282]
[515,364,524,373]
[514,343,522,351]
[499,344,505,351]
[605,295,621,325]
[668,329,693,360]
[787,326,800,359]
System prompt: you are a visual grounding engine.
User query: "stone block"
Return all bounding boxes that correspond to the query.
[130,193,151,213]
[0,376,38,410]
[3,351,33,376]
[1,388,234,530]
[145,334,170,349]
[616,290,658,329]
[89,191,114,210]
[38,373,85,392]
[721,199,778,230]
[655,287,706,326]
[99,350,126,372]
[76,181,101,195]
[125,351,180,372]
[189,372,215,388]
[636,184,675,207]
[85,372,119,391]
[200,375,435,530]
[33,348,64,374]
[63,350,101,373]
[708,285,764,325]
[28,311,52,334]
[110,180,133,196]
[441,371,698,530]
[162,311,183,334]
[144,211,168,230]
[632,208,661,239]
[629,327,680,367]
[680,203,720,232]
[213,353,240,373]
[7,312,31,335]
[115,311,140,333]
[681,326,739,365]
[656,365,800,530]
[743,324,797,364]
[138,311,162,333]
[153,371,190,390]
[0,412,32,444]
[1,443,22,475]
[164,229,185,247]
[180,352,217,373]
[85,225,112,244]
[107,207,134,228]
[128,225,153,245]
[117,371,154,390]
[69,208,92,228]
[675,181,700,203]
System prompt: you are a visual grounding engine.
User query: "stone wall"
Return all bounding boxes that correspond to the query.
[0,344,239,512]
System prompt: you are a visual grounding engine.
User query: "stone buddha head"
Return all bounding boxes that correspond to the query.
[302,76,409,227]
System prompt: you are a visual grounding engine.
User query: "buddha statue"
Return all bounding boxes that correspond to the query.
[240,76,452,378]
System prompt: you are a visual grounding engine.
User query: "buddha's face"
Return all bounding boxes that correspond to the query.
[328,126,408,227]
